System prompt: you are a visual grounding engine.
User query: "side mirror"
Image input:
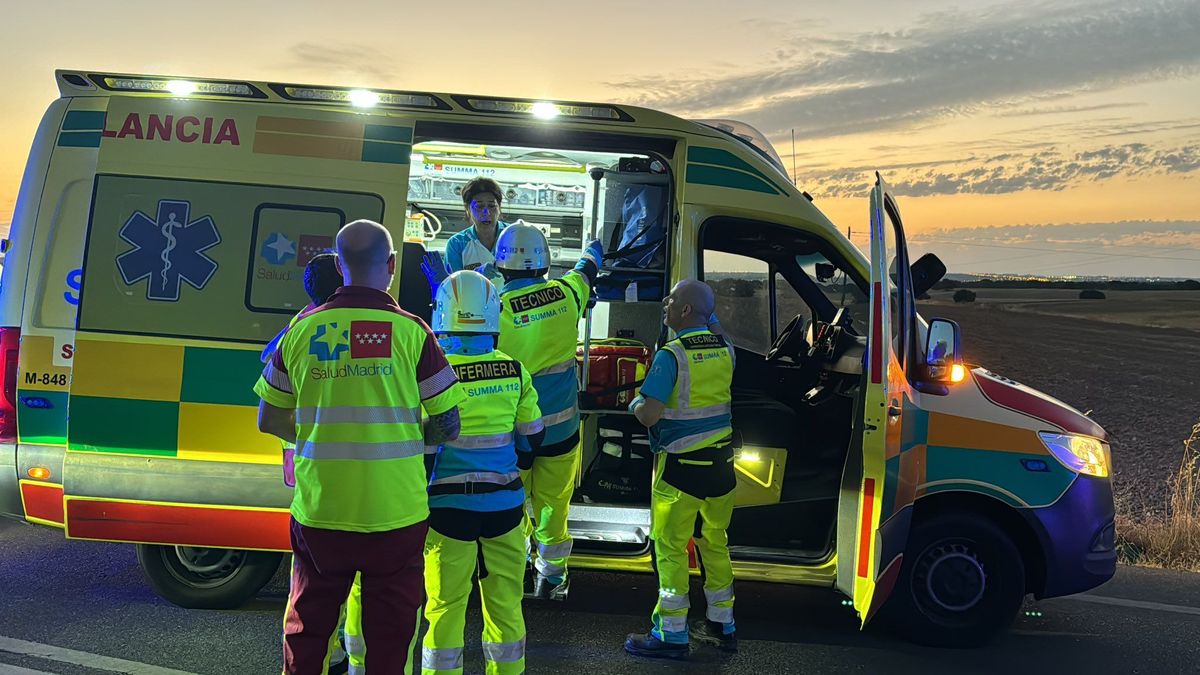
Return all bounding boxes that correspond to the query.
[815,262,836,282]
[925,318,962,382]
[910,253,947,297]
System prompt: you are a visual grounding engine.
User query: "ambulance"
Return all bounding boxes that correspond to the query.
[0,70,1115,646]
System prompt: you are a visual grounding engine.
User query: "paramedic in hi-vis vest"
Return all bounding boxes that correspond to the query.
[495,224,603,600]
[421,270,545,675]
[625,279,738,659]
[255,220,466,675]
[421,177,510,290]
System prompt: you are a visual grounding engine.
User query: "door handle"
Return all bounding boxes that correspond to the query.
[887,403,902,417]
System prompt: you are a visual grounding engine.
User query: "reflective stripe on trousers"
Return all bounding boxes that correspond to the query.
[422,646,464,671]
[482,638,525,664]
[705,585,735,623]
[297,438,426,461]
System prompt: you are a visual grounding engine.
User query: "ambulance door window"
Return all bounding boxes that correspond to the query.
[703,252,771,354]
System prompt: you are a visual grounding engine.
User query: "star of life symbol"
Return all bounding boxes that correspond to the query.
[309,322,349,362]
[116,200,220,301]
[260,233,297,266]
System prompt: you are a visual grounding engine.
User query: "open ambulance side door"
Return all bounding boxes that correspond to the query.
[836,173,921,626]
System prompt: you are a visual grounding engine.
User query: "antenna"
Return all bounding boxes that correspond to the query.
[791,129,797,186]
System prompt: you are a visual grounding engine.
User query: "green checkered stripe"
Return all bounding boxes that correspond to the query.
[62,347,265,457]
[685,146,789,195]
[57,110,106,148]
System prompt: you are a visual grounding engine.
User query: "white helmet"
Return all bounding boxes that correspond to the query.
[495,222,550,271]
[432,271,501,334]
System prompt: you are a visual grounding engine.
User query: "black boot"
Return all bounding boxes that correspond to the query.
[689,619,738,653]
[624,632,689,660]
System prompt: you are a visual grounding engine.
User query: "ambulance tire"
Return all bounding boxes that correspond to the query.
[136,544,283,609]
[883,513,1024,648]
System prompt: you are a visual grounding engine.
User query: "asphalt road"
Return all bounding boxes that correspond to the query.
[2,518,1200,674]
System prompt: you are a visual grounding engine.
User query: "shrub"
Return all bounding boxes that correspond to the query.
[953,289,977,303]
[1079,289,1106,300]
[1119,421,1200,571]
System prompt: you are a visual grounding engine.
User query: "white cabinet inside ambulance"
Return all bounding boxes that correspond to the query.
[0,70,1116,646]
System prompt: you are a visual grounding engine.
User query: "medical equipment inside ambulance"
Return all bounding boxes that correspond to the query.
[407,142,653,269]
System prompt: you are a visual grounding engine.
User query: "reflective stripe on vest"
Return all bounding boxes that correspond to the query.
[534,358,575,378]
[517,418,545,435]
[297,439,426,461]
[295,405,420,425]
[429,470,521,487]
[446,432,514,449]
[541,404,578,428]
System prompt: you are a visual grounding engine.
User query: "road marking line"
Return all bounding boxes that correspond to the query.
[0,636,197,675]
[0,665,57,674]
[1058,594,1200,617]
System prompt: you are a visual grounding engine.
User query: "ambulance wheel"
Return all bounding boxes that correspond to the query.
[136,544,282,609]
[883,513,1024,647]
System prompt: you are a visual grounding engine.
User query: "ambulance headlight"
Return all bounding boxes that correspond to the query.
[1038,432,1110,478]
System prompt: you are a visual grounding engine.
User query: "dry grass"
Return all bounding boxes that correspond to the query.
[1118,420,1200,571]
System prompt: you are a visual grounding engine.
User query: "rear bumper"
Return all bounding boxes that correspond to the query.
[1024,474,1116,598]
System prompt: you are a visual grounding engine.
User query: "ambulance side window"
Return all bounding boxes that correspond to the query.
[703,252,772,354]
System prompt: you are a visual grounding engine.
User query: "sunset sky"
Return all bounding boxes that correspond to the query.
[1,0,1197,277]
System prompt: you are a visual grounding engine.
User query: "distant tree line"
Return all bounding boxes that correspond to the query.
[933,278,1200,291]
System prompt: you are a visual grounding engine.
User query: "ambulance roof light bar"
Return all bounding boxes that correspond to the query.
[454,95,635,123]
[270,84,451,111]
[87,74,266,99]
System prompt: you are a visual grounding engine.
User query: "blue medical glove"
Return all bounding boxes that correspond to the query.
[420,250,452,295]
[582,239,604,269]
[475,262,497,280]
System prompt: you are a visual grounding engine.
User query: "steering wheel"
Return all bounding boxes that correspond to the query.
[765,313,811,363]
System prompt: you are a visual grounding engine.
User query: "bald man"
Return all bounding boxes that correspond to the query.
[624,279,739,659]
[255,219,466,674]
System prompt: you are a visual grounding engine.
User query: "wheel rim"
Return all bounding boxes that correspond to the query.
[162,547,246,589]
[914,540,987,616]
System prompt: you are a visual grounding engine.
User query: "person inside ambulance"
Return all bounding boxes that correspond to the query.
[495,224,603,600]
[422,177,510,290]
[624,279,738,660]
[254,219,466,675]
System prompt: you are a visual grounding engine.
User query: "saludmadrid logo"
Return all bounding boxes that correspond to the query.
[310,362,395,380]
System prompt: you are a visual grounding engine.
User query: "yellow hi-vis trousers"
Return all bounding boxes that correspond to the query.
[521,443,581,580]
[649,462,736,644]
[422,523,527,675]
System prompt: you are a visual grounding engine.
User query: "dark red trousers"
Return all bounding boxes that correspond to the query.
[284,517,428,674]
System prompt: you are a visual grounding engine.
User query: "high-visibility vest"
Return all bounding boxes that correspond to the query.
[498,273,590,436]
[254,286,465,532]
[428,349,543,511]
[653,330,734,454]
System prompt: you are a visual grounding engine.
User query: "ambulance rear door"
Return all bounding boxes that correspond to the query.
[835,173,921,625]
[63,91,415,547]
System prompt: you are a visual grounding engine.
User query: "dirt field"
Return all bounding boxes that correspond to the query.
[709,282,1200,515]
[922,293,1200,515]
